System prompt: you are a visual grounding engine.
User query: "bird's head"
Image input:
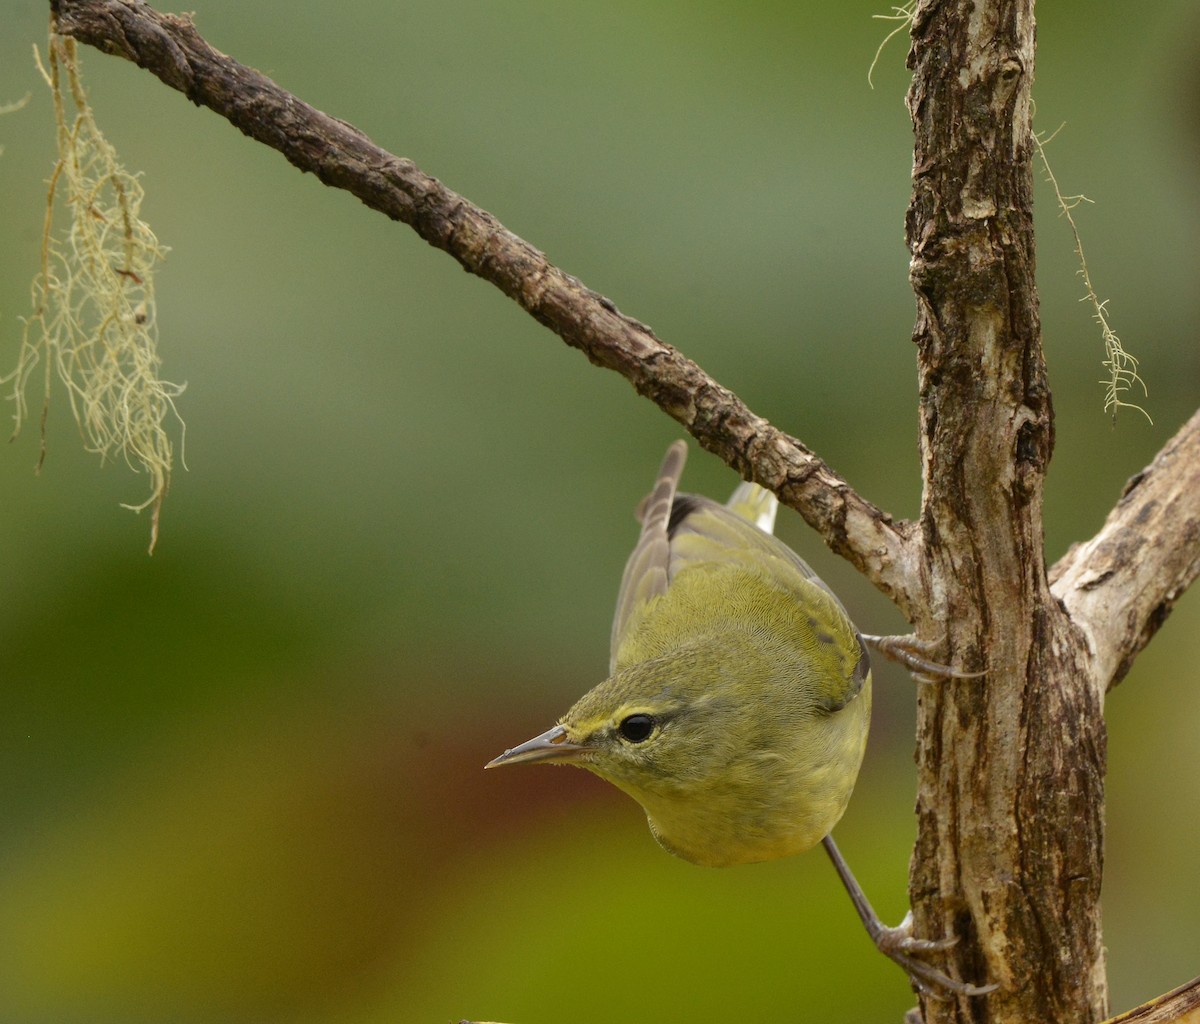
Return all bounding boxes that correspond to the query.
[485,647,751,813]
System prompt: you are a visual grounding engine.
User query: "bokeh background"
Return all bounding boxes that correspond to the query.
[1,2,1197,1022]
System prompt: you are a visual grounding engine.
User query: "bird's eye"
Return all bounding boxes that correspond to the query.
[618,713,655,743]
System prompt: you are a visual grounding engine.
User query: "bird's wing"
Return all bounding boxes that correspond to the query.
[672,485,847,610]
[610,440,687,673]
[611,446,867,708]
[666,494,868,709]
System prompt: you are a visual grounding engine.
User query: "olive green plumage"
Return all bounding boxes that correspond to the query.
[488,440,871,868]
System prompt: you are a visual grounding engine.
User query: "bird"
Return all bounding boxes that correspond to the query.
[486,440,994,996]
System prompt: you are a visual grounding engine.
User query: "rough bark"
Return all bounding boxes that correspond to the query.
[41,1,1200,1022]
[904,2,1107,1021]
[1051,409,1200,697]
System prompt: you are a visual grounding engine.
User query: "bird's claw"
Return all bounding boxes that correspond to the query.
[822,833,995,999]
[875,911,959,954]
[861,633,985,683]
[869,912,998,999]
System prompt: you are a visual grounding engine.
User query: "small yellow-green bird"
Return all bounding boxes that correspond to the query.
[487,441,993,996]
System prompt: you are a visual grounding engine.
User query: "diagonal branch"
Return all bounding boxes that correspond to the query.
[1050,408,1200,698]
[1102,975,1200,1024]
[49,0,923,609]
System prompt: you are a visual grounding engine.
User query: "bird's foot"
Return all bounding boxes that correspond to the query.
[861,633,985,684]
[869,912,998,999]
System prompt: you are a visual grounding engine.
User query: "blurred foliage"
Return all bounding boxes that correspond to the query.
[1,1,1197,1022]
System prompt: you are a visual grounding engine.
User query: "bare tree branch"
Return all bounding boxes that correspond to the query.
[1051,409,1200,697]
[1103,976,1200,1024]
[48,0,924,609]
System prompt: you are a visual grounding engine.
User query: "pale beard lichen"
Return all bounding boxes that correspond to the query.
[5,33,184,553]
[867,3,915,89]
[1033,123,1151,427]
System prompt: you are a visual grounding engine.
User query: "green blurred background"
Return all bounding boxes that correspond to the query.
[1,2,1197,1021]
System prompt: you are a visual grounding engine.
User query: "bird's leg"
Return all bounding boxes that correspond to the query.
[821,835,997,998]
[861,633,985,684]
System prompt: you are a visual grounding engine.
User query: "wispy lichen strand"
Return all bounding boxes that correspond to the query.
[0,92,32,157]
[1033,124,1150,426]
[868,3,916,89]
[5,33,184,552]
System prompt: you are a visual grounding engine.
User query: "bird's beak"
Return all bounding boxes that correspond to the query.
[484,725,587,768]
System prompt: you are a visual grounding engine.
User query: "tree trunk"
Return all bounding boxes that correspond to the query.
[905,2,1106,1021]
